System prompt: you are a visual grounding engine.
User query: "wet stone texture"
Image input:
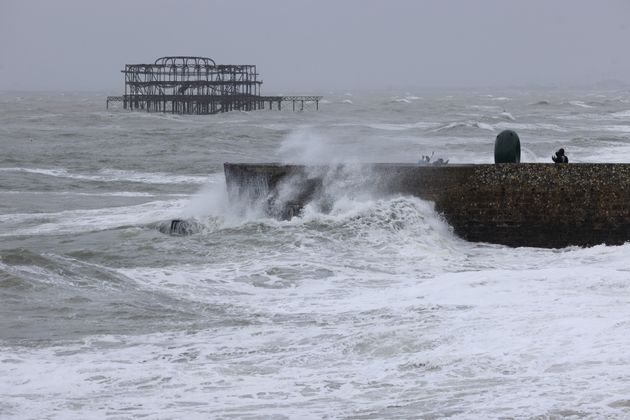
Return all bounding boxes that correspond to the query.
[224,163,630,248]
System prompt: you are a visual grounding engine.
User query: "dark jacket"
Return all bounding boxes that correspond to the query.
[552,153,568,163]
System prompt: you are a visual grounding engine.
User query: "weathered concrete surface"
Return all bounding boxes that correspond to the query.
[224,163,630,248]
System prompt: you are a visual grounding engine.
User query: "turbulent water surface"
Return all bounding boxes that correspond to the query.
[2,89,630,419]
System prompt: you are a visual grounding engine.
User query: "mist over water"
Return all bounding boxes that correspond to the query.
[3,88,630,418]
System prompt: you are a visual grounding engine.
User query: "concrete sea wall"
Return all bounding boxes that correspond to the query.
[224,163,630,248]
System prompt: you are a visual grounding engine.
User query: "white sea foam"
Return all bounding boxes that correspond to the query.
[387,94,420,103]
[4,229,630,418]
[0,199,187,236]
[433,121,495,132]
[469,104,501,110]
[493,122,568,132]
[330,121,439,131]
[557,113,618,121]
[4,190,630,418]
[117,111,206,124]
[0,190,180,198]
[6,90,630,419]
[122,195,462,303]
[498,111,516,121]
[0,167,212,185]
[611,109,630,118]
[0,260,69,287]
[367,122,441,131]
[603,125,630,133]
[568,100,595,108]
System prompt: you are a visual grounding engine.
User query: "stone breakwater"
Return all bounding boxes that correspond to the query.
[224,163,630,248]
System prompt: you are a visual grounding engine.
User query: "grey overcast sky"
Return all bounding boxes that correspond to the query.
[0,0,629,92]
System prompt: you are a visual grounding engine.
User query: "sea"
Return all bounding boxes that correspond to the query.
[2,88,630,419]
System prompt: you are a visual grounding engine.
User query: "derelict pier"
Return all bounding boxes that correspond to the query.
[106,56,321,115]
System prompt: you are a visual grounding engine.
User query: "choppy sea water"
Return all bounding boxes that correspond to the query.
[2,88,630,419]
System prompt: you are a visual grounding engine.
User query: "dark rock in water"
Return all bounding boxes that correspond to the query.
[155,219,203,235]
[168,219,195,235]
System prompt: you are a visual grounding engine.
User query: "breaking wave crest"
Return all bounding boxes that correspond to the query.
[297,195,459,254]
[433,121,495,132]
[169,165,461,257]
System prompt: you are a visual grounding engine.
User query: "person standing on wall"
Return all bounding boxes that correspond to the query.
[552,148,569,163]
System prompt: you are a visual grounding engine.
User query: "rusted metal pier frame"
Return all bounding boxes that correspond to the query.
[105,56,321,114]
[279,96,323,111]
[106,95,322,113]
